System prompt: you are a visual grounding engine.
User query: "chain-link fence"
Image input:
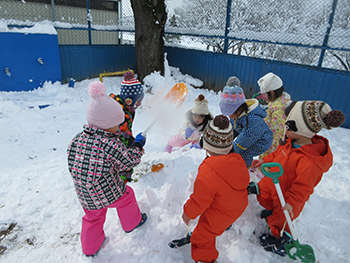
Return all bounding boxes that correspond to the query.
[1,0,349,71]
[164,0,350,71]
[1,0,122,45]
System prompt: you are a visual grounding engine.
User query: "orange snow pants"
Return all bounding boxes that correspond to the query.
[257,178,303,238]
[190,212,232,263]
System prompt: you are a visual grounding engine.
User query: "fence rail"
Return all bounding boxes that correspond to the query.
[1,0,349,71]
[56,44,350,128]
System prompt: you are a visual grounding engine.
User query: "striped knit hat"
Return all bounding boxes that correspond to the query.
[283,100,345,140]
[202,115,233,155]
[120,71,144,106]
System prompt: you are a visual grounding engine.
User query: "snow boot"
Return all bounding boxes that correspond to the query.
[125,213,147,233]
[259,232,292,257]
[168,232,191,248]
[247,181,259,195]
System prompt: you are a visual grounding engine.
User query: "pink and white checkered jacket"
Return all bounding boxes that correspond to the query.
[67,125,143,210]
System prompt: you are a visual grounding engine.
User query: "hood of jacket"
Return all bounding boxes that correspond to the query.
[278,135,332,174]
[237,98,267,119]
[83,124,118,138]
[203,153,249,191]
[292,135,333,173]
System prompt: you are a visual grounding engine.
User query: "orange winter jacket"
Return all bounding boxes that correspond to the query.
[257,135,333,237]
[184,153,250,230]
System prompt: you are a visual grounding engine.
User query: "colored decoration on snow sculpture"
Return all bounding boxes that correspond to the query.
[151,163,164,172]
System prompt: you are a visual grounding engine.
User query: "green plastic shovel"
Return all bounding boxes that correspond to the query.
[261,162,316,263]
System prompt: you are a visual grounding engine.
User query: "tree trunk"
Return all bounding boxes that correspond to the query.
[130,0,167,82]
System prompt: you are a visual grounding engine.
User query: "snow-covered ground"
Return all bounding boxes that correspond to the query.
[1,65,349,263]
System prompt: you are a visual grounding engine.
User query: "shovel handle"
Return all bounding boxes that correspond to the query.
[262,162,298,240]
[275,183,298,240]
[142,118,158,136]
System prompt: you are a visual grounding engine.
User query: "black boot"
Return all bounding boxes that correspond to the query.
[259,232,292,257]
[168,232,191,248]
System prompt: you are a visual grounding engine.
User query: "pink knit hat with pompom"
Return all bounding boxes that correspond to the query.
[87,81,125,129]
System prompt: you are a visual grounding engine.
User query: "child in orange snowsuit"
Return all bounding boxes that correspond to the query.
[182,115,250,263]
[250,100,345,257]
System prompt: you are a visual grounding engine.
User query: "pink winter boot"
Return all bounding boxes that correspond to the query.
[165,144,173,153]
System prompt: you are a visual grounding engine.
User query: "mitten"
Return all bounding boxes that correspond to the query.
[185,127,195,138]
[134,132,146,147]
[190,143,201,149]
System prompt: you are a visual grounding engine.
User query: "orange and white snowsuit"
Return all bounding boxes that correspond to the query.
[183,153,250,263]
[257,135,333,238]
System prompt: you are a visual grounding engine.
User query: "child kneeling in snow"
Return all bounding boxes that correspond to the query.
[67,81,147,257]
[248,100,345,257]
[182,115,250,263]
[165,94,213,153]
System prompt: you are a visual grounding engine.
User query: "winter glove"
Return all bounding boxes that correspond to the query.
[134,132,146,147]
[190,143,201,149]
[185,127,195,138]
[252,159,264,168]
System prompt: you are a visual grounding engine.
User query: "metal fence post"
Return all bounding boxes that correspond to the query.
[223,0,232,54]
[119,0,123,44]
[87,0,92,45]
[317,0,338,67]
[51,0,56,22]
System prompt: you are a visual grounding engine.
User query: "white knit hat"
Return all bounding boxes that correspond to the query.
[191,94,211,115]
[258,72,283,94]
[202,115,233,155]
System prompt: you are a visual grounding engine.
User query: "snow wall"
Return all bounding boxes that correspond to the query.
[0,32,62,92]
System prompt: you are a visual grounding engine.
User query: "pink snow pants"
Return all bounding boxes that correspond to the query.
[81,185,141,255]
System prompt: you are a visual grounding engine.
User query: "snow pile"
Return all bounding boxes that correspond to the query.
[0,65,349,263]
